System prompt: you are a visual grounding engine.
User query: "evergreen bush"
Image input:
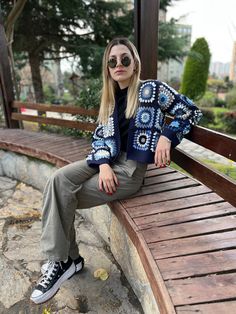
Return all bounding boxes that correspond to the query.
[180,38,211,101]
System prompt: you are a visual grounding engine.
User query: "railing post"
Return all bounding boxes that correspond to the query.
[134,0,160,80]
[0,12,20,128]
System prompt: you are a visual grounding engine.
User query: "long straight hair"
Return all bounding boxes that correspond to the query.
[98,38,141,124]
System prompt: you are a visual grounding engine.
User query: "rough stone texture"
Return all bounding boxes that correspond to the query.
[0,220,5,250]
[0,150,56,192]
[0,257,31,309]
[0,183,42,219]
[0,175,144,313]
[79,205,112,245]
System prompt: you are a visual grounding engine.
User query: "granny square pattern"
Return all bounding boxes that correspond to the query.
[154,108,165,130]
[135,107,155,128]
[133,130,152,151]
[94,149,110,160]
[158,85,175,110]
[139,82,156,103]
[103,117,115,138]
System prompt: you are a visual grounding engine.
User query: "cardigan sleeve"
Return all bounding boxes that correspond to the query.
[160,83,203,147]
[86,124,111,167]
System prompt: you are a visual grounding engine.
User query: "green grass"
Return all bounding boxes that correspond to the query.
[200,158,236,181]
[170,159,236,181]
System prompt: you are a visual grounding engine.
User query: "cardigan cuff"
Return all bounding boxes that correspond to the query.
[161,127,180,148]
[87,158,110,168]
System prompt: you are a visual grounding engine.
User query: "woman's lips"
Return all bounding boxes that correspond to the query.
[115,70,125,74]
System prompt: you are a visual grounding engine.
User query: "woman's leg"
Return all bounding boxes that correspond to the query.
[40,159,98,262]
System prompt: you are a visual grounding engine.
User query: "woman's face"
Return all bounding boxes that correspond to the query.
[108,44,135,89]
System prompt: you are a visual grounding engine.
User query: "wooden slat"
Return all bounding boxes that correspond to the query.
[12,101,99,116]
[11,113,96,131]
[122,185,211,208]
[143,171,186,186]
[158,249,236,279]
[109,201,176,314]
[149,230,236,259]
[143,215,236,243]
[135,177,198,196]
[135,202,235,229]
[176,301,236,314]
[128,193,223,218]
[172,147,236,207]
[166,273,236,305]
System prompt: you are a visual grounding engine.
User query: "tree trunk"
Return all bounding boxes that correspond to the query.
[28,51,44,103]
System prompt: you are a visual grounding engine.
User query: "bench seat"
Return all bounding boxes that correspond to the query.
[1,128,236,314]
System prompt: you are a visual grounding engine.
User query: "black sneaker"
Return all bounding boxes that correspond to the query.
[41,255,84,275]
[30,257,75,304]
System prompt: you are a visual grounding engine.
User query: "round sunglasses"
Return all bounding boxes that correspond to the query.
[107,55,131,69]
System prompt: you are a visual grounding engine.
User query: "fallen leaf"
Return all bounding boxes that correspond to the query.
[93,268,109,281]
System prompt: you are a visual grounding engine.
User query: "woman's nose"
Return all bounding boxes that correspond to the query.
[116,58,123,67]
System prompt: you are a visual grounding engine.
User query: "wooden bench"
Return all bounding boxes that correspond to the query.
[1,101,236,313]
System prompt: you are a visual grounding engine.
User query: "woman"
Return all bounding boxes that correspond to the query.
[30,38,202,304]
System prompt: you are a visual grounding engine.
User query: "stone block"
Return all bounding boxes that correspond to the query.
[79,204,112,245]
[110,214,160,314]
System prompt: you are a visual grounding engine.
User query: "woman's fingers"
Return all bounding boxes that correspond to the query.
[155,136,171,167]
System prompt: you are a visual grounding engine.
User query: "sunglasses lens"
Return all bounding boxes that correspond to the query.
[121,56,131,67]
[108,58,117,68]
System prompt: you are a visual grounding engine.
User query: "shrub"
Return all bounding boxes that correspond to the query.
[198,108,215,126]
[225,88,236,109]
[76,78,102,110]
[180,37,211,101]
[196,91,215,107]
[221,111,236,134]
[214,98,226,107]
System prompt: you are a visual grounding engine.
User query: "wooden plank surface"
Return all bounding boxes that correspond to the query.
[121,185,211,207]
[176,301,236,314]
[128,193,223,218]
[135,202,235,229]
[149,230,236,259]
[143,215,236,243]
[12,101,99,116]
[166,273,236,305]
[158,249,236,279]
[12,113,97,131]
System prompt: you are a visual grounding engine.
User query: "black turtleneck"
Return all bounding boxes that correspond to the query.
[115,86,130,152]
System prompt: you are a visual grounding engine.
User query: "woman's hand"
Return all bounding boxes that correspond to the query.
[99,164,119,195]
[154,136,171,168]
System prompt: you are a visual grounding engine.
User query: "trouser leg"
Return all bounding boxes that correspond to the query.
[41,154,147,261]
[40,159,98,261]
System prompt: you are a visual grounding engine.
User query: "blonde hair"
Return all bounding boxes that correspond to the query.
[98,38,141,124]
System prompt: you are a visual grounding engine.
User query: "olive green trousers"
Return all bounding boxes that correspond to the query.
[40,152,147,261]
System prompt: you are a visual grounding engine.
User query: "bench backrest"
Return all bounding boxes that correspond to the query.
[11,101,98,132]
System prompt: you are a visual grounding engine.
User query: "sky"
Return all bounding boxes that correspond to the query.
[166,0,236,63]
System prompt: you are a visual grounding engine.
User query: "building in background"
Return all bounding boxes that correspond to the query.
[229,41,236,82]
[210,62,230,79]
[158,23,192,83]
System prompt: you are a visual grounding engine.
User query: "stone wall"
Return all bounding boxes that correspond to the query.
[0,149,160,314]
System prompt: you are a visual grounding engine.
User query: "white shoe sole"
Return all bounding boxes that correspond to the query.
[30,263,75,304]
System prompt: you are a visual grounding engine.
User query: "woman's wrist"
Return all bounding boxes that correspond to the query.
[160,135,171,143]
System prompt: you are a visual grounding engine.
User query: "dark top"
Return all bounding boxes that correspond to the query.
[115,86,130,152]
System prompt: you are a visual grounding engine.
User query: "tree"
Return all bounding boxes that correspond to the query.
[158,18,188,62]
[180,37,211,101]
[1,0,132,102]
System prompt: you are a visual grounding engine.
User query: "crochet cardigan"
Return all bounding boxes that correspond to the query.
[86,80,202,166]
